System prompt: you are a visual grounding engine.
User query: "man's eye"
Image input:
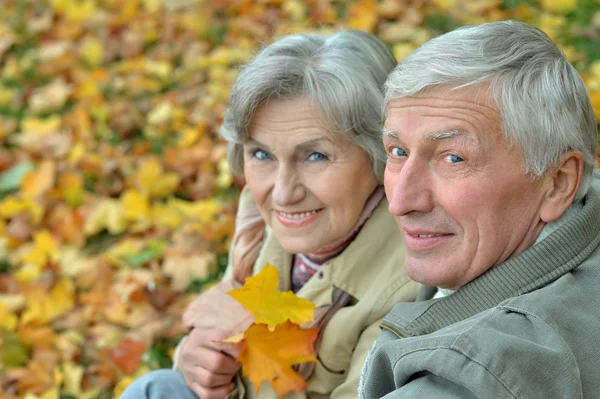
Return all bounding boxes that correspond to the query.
[390,147,407,157]
[445,154,464,163]
[307,152,327,161]
[253,149,270,160]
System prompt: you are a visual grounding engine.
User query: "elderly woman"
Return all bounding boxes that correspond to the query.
[121,30,419,399]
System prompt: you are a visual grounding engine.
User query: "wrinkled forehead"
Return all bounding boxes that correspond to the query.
[384,84,505,147]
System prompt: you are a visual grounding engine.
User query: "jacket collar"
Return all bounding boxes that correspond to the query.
[382,188,600,338]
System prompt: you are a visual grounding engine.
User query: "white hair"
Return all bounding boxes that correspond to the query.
[220,30,397,182]
[384,20,597,201]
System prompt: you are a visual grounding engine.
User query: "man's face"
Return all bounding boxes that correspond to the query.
[383,85,549,289]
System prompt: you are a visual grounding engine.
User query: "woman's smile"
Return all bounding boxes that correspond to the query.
[275,208,324,228]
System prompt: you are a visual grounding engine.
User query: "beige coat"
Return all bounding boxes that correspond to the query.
[224,189,420,398]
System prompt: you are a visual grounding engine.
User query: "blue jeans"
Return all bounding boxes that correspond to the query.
[120,369,199,399]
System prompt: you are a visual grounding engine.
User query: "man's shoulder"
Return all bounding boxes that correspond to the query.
[364,305,583,398]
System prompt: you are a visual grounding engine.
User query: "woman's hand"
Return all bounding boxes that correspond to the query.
[182,280,253,332]
[178,280,254,398]
[178,328,241,399]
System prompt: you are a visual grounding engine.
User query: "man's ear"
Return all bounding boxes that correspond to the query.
[540,151,584,223]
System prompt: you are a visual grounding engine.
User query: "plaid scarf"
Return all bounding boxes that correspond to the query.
[291,186,385,292]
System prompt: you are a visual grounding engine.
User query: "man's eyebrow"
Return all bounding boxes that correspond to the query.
[423,129,480,146]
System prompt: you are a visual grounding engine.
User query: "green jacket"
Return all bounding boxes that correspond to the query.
[359,183,600,398]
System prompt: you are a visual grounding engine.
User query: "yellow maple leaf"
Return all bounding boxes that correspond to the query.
[21,278,76,326]
[238,322,318,397]
[84,199,129,236]
[134,158,180,199]
[51,0,97,21]
[57,172,84,208]
[228,264,315,330]
[171,198,221,225]
[105,239,144,268]
[21,230,60,268]
[120,189,151,230]
[62,362,84,396]
[0,302,18,331]
[79,37,104,67]
[151,202,184,229]
[20,115,62,135]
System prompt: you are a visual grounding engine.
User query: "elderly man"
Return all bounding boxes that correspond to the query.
[359,20,599,398]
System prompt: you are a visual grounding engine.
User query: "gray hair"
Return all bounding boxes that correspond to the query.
[220,30,397,182]
[384,20,597,201]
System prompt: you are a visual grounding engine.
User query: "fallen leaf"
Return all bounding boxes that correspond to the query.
[21,278,76,327]
[110,338,146,374]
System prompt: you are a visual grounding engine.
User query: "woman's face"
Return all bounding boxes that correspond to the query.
[243,97,378,254]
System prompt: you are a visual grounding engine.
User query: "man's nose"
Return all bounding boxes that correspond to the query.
[272,165,305,206]
[385,159,434,216]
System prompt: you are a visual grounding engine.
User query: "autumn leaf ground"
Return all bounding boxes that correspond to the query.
[0,0,597,398]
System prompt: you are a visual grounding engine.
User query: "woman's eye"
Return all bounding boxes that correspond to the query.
[445,154,464,164]
[253,149,270,160]
[307,152,327,162]
[390,147,407,157]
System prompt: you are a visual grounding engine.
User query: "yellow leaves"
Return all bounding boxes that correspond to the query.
[22,230,59,268]
[57,172,84,208]
[539,0,578,14]
[226,266,318,397]
[21,278,75,326]
[79,37,104,67]
[229,264,315,330]
[0,0,595,397]
[50,0,98,22]
[83,199,128,236]
[133,158,180,199]
[433,0,457,12]
[120,189,151,227]
[20,116,62,136]
[348,0,378,31]
[0,196,43,224]
[0,302,18,331]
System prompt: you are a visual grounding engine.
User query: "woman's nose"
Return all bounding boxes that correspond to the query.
[271,166,305,206]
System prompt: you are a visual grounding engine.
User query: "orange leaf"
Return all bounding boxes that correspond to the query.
[228,264,314,330]
[20,160,56,199]
[110,338,146,374]
[238,322,318,397]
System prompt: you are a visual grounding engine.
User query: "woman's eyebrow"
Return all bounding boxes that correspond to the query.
[294,137,332,150]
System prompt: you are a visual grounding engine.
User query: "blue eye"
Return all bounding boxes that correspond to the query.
[253,149,270,160]
[390,147,407,157]
[307,152,327,162]
[445,154,464,163]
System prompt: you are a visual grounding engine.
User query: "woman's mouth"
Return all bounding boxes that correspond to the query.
[275,209,323,227]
